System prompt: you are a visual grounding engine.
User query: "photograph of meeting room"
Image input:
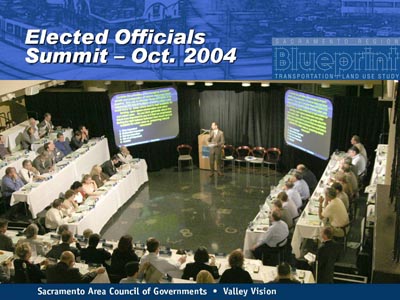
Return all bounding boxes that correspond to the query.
[0,80,399,284]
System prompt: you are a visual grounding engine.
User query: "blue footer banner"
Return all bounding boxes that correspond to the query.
[0,284,399,299]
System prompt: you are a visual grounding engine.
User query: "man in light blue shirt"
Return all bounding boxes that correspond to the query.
[285,181,302,209]
[251,210,289,261]
[291,172,310,201]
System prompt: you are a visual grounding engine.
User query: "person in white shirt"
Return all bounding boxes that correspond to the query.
[45,199,69,230]
[28,117,40,139]
[348,146,366,176]
[284,181,302,209]
[38,113,54,137]
[350,135,367,160]
[140,237,186,278]
[277,191,299,220]
[290,173,310,201]
[19,159,44,184]
[319,187,349,237]
[117,146,133,164]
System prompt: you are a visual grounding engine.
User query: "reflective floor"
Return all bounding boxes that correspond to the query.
[102,165,282,253]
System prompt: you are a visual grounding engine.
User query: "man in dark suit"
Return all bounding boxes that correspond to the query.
[317,227,341,283]
[38,113,54,137]
[102,155,120,177]
[46,251,105,283]
[46,230,80,261]
[80,233,111,266]
[208,122,225,177]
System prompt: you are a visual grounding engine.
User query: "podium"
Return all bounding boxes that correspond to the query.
[198,133,211,170]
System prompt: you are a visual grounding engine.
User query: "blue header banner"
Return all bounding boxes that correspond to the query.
[0,284,399,300]
[2,0,400,79]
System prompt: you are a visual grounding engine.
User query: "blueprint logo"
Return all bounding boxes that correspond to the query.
[273,38,400,80]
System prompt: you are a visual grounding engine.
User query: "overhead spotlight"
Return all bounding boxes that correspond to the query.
[242,82,251,87]
[363,83,373,89]
[204,82,213,86]
[261,82,270,87]
[321,83,330,88]
[187,81,195,86]
[136,81,144,86]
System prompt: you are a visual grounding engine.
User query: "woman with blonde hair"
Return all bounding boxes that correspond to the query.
[196,270,215,283]
[90,165,109,188]
[81,174,98,196]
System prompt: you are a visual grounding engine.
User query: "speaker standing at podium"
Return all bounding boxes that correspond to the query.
[208,122,225,177]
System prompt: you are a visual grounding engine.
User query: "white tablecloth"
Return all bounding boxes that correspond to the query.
[0,151,36,177]
[291,153,345,258]
[10,138,110,218]
[67,160,148,235]
[1,120,29,150]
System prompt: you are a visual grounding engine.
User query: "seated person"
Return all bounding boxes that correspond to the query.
[117,146,133,164]
[350,135,367,159]
[0,219,14,251]
[219,249,252,283]
[78,125,90,143]
[33,151,54,174]
[38,112,54,137]
[70,181,85,204]
[61,189,79,216]
[318,187,349,237]
[90,164,109,188]
[120,261,140,283]
[284,181,302,209]
[290,172,310,201]
[45,199,69,230]
[1,167,24,208]
[296,164,317,192]
[196,270,215,283]
[140,237,186,278]
[54,132,73,156]
[83,228,93,240]
[70,131,84,151]
[17,223,49,256]
[80,233,111,266]
[272,199,293,230]
[111,235,139,278]
[182,247,219,280]
[21,127,37,151]
[46,230,80,260]
[81,174,98,196]
[334,171,354,200]
[0,135,9,159]
[348,146,366,176]
[101,155,120,177]
[27,117,40,139]
[278,190,299,219]
[20,159,44,184]
[0,260,11,283]
[331,182,349,211]
[342,163,359,195]
[44,141,64,164]
[268,262,301,284]
[13,242,48,283]
[46,251,105,283]
[251,210,289,261]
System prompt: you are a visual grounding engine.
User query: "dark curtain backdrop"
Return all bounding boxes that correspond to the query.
[199,87,390,178]
[25,88,200,171]
[25,86,390,176]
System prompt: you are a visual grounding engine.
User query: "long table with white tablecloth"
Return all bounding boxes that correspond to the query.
[1,120,29,151]
[10,138,110,218]
[243,152,346,259]
[67,159,148,235]
[0,150,36,177]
